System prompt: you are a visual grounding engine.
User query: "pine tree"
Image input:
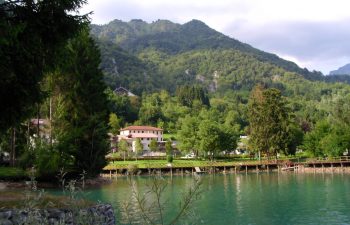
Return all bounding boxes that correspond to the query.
[248,86,290,158]
[55,27,110,176]
[0,0,87,133]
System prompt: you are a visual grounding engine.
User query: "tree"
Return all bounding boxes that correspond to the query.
[176,85,210,107]
[118,139,129,161]
[177,115,200,155]
[134,138,143,160]
[149,139,158,152]
[302,119,350,157]
[165,140,173,163]
[198,120,221,160]
[53,27,110,176]
[219,125,240,154]
[0,0,87,133]
[109,113,121,135]
[165,140,173,156]
[248,86,291,158]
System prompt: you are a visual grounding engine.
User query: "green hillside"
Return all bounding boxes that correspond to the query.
[90,19,350,110]
[91,20,323,85]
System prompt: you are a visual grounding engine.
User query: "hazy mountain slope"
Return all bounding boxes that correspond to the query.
[330,63,350,75]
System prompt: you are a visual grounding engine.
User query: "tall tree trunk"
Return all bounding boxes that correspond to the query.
[49,97,53,146]
[37,104,40,138]
[27,120,30,146]
[11,128,16,167]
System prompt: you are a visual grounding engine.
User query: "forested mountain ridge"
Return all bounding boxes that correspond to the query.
[90,19,327,92]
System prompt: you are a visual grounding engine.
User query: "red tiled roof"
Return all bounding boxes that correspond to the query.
[120,126,163,131]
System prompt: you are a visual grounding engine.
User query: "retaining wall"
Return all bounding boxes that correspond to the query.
[0,203,115,225]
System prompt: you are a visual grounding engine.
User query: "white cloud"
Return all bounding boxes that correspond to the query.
[81,0,350,74]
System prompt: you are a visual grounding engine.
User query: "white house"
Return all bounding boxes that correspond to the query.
[118,126,163,152]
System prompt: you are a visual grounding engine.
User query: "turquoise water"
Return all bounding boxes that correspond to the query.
[76,173,350,225]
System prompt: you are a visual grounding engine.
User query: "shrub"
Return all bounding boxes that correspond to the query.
[127,164,139,175]
[167,155,173,163]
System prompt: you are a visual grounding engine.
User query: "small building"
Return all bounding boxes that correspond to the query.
[118,126,163,152]
[114,87,136,97]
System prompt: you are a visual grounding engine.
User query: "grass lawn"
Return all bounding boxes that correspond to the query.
[0,167,28,180]
[104,159,264,170]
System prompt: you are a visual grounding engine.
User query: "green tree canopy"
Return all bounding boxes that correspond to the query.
[248,86,291,157]
[118,139,129,161]
[53,27,109,176]
[149,139,158,152]
[0,0,87,133]
[135,138,143,154]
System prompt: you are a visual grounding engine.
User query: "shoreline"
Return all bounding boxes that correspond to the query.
[101,164,350,178]
[2,165,350,190]
[0,176,112,190]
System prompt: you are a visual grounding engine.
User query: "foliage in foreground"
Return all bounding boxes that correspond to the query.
[120,174,203,225]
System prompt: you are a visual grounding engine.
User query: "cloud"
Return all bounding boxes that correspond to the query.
[223,19,350,73]
[81,0,350,74]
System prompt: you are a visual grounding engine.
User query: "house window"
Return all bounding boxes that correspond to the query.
[147,138,149,140]
[142,131,144,133]
[141,138,143,140]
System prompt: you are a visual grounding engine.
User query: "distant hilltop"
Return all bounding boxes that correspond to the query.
[330,63,350,75]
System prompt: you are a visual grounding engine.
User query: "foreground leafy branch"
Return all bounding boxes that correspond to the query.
[120,174,203,225]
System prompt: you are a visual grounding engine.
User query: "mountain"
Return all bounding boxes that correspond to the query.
[91,19,322,81]
[330,63,350,75]
[90,19,350,95]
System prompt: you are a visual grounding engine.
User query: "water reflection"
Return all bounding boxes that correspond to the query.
[72,173,350,225]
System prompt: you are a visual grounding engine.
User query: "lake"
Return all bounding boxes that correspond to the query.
[62,172,350,224]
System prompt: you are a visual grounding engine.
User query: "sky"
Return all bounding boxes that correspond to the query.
[81,0,350,75]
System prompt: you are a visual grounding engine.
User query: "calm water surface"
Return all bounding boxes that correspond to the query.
[75,173,350,225]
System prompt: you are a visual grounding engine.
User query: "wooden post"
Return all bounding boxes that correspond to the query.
[256,165,259,173]
[234,166,237,173]
[267,165,269,172]
[245,165,248,174]
[109,170,112,179]
[224,166,226,174]
[170,167,173,178]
